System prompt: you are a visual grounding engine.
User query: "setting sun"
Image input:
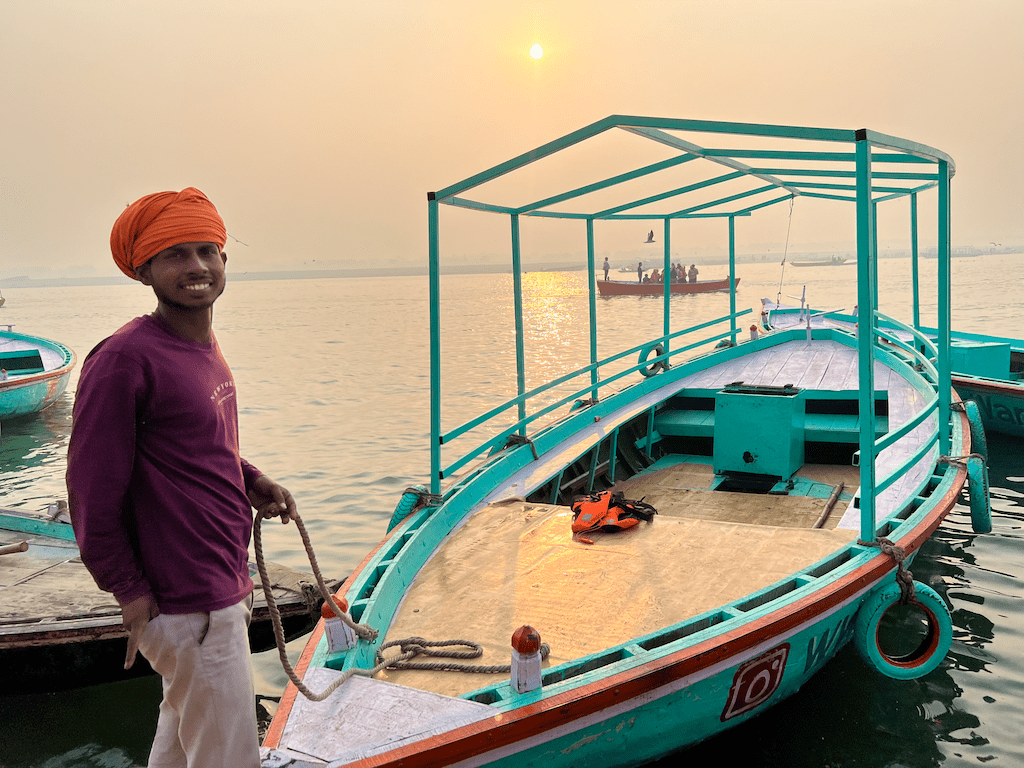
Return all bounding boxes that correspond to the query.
[529,42,543,59]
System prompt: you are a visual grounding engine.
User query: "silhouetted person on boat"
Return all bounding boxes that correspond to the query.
[688,263,699,283]
[67,188,296,768]
[637,261,643,283]
[603,257,610,281]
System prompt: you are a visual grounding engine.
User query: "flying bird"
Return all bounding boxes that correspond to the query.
[645,230,655,243]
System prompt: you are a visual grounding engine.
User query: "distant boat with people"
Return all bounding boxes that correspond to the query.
[597,276,738,296]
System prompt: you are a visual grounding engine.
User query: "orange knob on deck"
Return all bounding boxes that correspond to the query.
[511,625,542,655]
[321,595,349,620]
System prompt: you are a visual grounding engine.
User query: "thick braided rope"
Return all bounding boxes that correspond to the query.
[376,637,552,674]
[857,536,916,604]
[252,510,379,702]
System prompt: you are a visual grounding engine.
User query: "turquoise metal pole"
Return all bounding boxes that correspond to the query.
[872,202,879,306]
[937,162,951,455]
[663,218,671,344]
[428,194,442,494]
[511,214,527,433]
[910,193,920,331]
[587,218,599,399]
[855,134,877,542]
[729,216,737,343]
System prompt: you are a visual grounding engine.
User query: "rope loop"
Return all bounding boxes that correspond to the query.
[401,486,443,510]
[504,433,539,460]
[858,536,916,604]
[252,509,380,702]
[939,453,985,469]
[376,637,551,674]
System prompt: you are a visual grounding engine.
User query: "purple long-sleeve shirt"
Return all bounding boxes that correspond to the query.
[67,314,263,614]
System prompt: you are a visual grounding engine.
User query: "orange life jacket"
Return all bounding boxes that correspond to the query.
[570,491,657,537]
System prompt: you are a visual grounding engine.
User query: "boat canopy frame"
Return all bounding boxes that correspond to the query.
[427,115,955,543]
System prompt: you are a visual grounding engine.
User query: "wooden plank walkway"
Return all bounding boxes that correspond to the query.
[674,338,935,524]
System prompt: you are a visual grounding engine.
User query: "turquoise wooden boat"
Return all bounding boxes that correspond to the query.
[261,117,982,767]
[0,326,76,420]
[923,328,1024,440]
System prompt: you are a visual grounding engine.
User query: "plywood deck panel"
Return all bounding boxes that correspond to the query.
[379,499,857,698]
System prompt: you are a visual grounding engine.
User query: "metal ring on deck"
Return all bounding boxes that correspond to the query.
[853,580,952,680]
[638,342,669,378]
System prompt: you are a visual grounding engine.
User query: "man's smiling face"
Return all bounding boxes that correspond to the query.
[136,242,228,312]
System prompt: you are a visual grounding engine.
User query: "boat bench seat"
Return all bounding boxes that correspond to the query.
[654,409,886,444]
[0,350,45,375]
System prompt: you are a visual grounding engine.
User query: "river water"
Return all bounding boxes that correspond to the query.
[0,254,1021,767]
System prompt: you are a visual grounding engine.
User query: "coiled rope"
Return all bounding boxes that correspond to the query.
[375,637,550,673]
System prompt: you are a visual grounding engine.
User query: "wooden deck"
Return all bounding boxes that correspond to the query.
[376,337,938,698]
[676,338,937,526]
[378,495,858,698]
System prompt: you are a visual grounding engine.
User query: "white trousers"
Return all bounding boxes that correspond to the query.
[139,595,259,768]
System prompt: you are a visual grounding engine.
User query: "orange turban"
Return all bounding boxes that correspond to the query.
[110,187,227,280]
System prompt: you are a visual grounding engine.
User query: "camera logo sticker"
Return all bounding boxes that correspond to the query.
[721,643,790,722]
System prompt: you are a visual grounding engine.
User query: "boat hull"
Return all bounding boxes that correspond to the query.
[0,510,337,692]
[0,330,77,420]
[950,376,1024,439]
[597,277,738,296]
[0,366,75,419]
[263,466,960,768]
[262,332,968,767]
[0,601,324,693]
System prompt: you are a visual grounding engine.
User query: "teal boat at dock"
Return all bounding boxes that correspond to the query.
[0,326,76,421]
[763,307,1024,440]
[260,117,986,767]
[924,328,1024,440]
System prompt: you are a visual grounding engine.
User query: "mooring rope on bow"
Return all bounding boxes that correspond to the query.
[856,536,916,604]
[253,509,380,702]
[938,453,986,468]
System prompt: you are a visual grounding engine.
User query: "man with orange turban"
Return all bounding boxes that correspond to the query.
[67,188,296,768]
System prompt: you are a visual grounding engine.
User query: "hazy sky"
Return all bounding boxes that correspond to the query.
[3,0,1023,278]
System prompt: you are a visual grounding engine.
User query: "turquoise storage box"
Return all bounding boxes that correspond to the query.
[951,341,1010,380]
[713,384,805,479]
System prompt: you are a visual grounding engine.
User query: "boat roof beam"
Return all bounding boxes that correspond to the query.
[734,194,794,215]
[592,171,746,219]
[752,168,940,182]
[702,148,934,164]
[621,126,805,199]
[512,152,700,216]
[668,184,778,218]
